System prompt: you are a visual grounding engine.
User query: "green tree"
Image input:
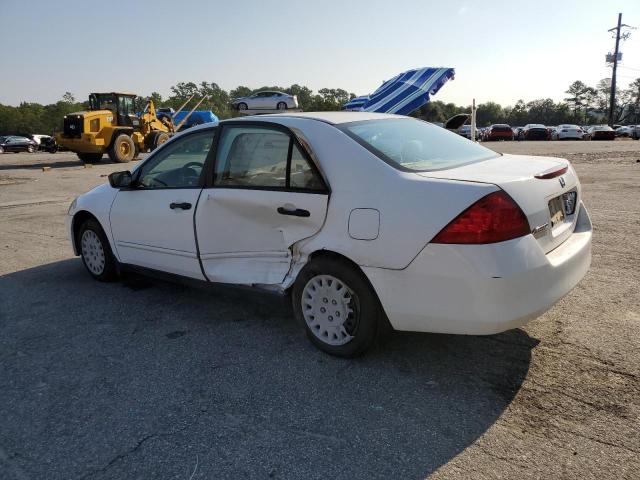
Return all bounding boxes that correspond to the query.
[564,81,589,121]
[229,86,252,99]
[62,92,76,104]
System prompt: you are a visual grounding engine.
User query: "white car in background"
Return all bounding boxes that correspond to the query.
[232,91,298,111]
[68,112,592,357]
[555,124,584,140]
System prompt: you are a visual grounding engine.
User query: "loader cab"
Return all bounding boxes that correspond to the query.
[88,92,139,128]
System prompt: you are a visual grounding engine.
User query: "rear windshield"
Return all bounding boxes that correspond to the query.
[340,118,498,172]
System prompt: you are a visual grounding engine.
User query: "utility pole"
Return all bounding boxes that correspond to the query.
[608,13,622,127]
[607,13,635,126]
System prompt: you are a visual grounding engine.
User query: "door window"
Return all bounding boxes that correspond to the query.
[137,129,215,189]
[289,143,325,190]
[214,127,289,188]
[213,126,325,191]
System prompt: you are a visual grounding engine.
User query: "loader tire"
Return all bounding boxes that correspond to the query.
[148,131,170,151]
[108,134,135,163]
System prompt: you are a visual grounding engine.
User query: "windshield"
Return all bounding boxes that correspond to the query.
[340,118,498,172]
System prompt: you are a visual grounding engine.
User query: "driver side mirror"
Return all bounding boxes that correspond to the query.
[108,170,133,189]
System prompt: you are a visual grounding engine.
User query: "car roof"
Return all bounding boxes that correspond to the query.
[225,111,404,125]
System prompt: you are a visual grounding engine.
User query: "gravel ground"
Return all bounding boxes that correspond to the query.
[0,140,639,479]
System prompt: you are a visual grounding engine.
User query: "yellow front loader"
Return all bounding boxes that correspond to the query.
[56,92,174,163]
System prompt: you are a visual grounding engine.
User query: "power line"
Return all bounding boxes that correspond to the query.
[619,65,640,72]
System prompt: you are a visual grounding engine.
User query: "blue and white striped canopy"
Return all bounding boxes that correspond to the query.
[342,67,455,115]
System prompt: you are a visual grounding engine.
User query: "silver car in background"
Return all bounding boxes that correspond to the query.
[232,91,299,111]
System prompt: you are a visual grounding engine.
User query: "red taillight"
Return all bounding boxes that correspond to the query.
[432,191,530,244]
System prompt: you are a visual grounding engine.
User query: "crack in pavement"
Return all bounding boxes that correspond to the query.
[75,426,188,480]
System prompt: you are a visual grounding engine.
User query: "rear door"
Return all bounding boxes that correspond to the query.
[195,123,329,285]
[109,128,216,279]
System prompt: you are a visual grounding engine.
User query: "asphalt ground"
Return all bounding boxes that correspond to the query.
[1,139,639,479]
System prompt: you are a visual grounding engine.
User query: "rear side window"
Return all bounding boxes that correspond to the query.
[341,118,498,172]
[214,125,326,191]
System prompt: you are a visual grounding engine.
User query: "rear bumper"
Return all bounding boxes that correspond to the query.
[363,203,592,335]
[487,133,513,140]
[558,132,583,140]
[525,130,549,140]
[592,133,615,140]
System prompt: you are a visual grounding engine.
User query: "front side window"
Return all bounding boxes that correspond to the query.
[214,125,325,190]
[341,118,498,172]
[137,129,215,189]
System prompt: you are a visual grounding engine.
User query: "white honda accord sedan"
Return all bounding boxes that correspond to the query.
[68,112,592,357]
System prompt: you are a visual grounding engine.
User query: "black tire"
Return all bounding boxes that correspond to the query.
[0,146,4,154]
[77,152,103,163]
[292,256,388,357]
[149,131,170,151]
[237,102,248,111]
[108,134,135,163]
[78,218,118,282]
[277,102,287,110]
[27,144,35,153]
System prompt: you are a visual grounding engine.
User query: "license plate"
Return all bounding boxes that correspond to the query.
[548,196,565,228]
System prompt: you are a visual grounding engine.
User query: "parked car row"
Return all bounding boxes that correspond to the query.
[463,123,637,141]
[0,134,58,154]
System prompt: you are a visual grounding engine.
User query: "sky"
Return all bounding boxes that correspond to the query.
[1,0,639,108]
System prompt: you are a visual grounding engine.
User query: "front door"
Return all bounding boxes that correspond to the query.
[195,123,329,285]
[109,128,216,279]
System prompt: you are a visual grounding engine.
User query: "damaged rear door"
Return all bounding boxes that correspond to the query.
[195,123,329,285]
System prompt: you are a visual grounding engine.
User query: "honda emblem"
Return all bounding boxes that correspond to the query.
[559,177,566,188]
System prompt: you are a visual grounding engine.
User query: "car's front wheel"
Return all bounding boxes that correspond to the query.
[292,257,385,357]
[27,144,35,153]
[78,218,118,281]
[237,102,248,111]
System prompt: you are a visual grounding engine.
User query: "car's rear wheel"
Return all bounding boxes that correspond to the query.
[27,144,35,153]
[77,152,103,163]
[0,146,4,154]
[292,257,385,357]
[277,102,287,110]
[78,218,118,282]
[108,134,135,163]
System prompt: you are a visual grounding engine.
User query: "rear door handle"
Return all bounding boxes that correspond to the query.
[277,206,310,217]
[170,202,192,210]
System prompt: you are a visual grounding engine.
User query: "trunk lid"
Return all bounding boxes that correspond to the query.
[417,153,580,253]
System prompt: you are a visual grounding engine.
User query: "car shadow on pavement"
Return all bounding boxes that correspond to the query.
[0,259,538,480]
[0,159,83,170]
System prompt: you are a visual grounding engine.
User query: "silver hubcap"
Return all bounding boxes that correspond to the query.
[239,104,247,110]
[278,103,286,110]
[81,230,105,275]
[302,275,356,346]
